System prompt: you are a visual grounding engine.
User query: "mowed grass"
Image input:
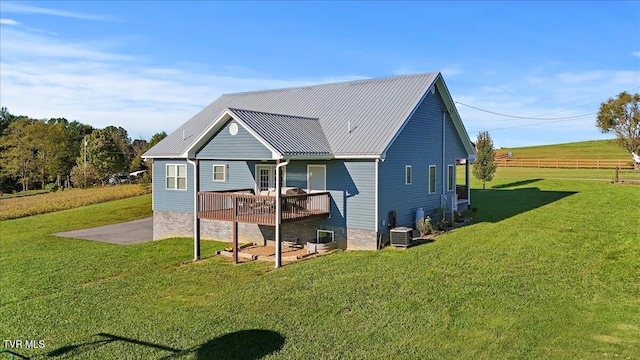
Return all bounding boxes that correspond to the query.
[457,166,640,183]
[499,139,630,159]
[1,175,639,359]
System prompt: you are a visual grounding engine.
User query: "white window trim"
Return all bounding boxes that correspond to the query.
[213,164,226,182]
[166,164,187,191]
[307,164,327,192]
[429,165,436,194]
[405,165,412,185]
[254,164,286,193]
[447,164,454,192]
[316,229,335,243]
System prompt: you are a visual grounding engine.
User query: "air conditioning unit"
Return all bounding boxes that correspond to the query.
[390,227,413,247]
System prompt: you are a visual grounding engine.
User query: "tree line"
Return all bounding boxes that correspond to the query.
[0,107,166,193]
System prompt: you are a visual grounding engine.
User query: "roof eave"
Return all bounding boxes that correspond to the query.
[181,108,283,160]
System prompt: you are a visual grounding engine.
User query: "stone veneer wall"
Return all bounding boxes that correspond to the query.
[153,210,378,250]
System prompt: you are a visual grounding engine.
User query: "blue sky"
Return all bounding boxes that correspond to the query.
[1,1,639,148]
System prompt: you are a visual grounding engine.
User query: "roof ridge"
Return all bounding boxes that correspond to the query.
[228,107,319,121]
[222,72,441,96]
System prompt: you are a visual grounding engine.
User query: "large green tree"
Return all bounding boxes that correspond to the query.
[0,119,40,190]
[596,92,640,170]
[472,131,497,190]
[73,128,129,186]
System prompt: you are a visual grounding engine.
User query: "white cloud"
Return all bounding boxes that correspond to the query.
[451,66,640,147]
[632,51,640,58]
[0,18,20,26]
[391,66,417,76]
[0,27,363,139]
[0,3,112,21]
[440,66,463,77]
[1,28,139,62]
[557,71,606,84]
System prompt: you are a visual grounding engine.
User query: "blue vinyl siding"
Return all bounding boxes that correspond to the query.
[288,160,375,231]
[153,159,194,213]
[196,120,273,159]
[378,87,468,228]
[199,160,257,191]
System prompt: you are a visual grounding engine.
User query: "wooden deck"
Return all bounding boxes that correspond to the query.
[197,190,330,226]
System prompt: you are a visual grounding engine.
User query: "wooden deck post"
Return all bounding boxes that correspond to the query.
[232,221,238,264]
[465,159,471,206]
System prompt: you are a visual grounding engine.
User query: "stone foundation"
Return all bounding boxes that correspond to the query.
[153,210,378,250]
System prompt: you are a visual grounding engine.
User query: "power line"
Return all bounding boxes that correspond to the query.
[455,86,640,121]
[463,111,597,122]
[455,101,598,120]
[471,118,572,132]
[532,86,640,117]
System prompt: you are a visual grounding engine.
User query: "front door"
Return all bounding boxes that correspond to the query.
[255,165,286,194]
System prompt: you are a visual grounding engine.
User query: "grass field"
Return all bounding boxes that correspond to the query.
[0,189,50,199]
[0,184,150,220]
[1,171,639,359]
[499,139,631,159]
[458,166,640,183]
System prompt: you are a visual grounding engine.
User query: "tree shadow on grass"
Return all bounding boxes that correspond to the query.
[44,330,284,359]
[470,187,577,223]
[491,178,542,189]
[191,329,285,360]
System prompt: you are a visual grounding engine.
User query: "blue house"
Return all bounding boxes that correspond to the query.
[143,72,476,264]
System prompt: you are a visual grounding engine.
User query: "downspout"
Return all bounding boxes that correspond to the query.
[275,159,290,268]
[186,158,199,261]
[441,111,446,211]
[374,158,379,249]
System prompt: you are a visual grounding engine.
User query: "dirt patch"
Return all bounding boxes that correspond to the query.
[241,245,307,259]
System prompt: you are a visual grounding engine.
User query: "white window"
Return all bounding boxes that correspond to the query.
[405,165,412,185]
[213,164,226,182]
[429,165,436,194]
[447,165,454,191]
[316,229,335,243]
[307,165,326,192]
[166,164,187,190]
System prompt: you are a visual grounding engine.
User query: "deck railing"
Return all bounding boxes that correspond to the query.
[197,191,330,225]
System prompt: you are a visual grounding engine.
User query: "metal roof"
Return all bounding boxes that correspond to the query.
[144,72,455,158]
[227,108,331,156]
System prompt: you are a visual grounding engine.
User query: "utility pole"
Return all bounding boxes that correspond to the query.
[84,136,88,188]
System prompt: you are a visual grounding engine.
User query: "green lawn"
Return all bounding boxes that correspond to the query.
[2,176,639,358]
[0,189,49,199]
[499,139,630,159]
[458,166,640,183]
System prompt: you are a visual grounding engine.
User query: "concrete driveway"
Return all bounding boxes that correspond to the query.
[54,218,153,245]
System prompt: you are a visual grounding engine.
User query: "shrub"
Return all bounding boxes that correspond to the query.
[416,216,436,237]
[139,172,152,193]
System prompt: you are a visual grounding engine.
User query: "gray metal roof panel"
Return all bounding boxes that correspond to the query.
[228,108,331,156]
[144,72,440,158]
